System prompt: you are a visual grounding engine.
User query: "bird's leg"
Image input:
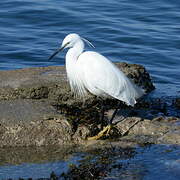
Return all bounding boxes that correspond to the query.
[103,101,121,136]
[87,100,106,140]
[87,101,121,140]
[109,101,121,125]
[100,100,105,130]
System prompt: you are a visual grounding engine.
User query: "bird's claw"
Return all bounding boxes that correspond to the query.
[87,124,112,140]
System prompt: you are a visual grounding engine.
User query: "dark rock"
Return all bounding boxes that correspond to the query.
[60,146,135,180]
[174,98,180,109]
[116,62,155,92]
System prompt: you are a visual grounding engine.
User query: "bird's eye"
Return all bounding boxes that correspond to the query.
[65,42,70,46]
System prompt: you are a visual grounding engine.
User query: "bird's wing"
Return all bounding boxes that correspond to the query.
[77,51,144,106]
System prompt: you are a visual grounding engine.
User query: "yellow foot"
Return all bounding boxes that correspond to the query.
[87,125,112,140]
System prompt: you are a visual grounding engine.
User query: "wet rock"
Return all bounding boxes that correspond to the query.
[60,146,135,180]
[0,145,77,165]
[157,130,180,144]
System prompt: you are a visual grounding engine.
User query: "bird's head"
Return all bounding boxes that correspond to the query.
[48,33,94,60]
[48,33,81,60]
[61,33,81,49]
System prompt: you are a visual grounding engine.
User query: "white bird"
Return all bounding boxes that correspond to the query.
[49,33,144,140]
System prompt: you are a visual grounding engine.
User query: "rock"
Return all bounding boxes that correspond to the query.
[0,63,154,101]
[72,125,91,142]
[0,99,57,126]
[119,117,180,145]
[0,63,155,147]
[115,117,142,136]
[0,117,73,147]
[174,98,180,109]
[128,119,170,136]
[116,62,155,92]
[157,130,180,144]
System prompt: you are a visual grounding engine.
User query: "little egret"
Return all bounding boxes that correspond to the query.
[49,33,144,140]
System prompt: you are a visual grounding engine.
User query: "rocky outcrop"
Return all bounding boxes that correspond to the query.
[1,63,179,147]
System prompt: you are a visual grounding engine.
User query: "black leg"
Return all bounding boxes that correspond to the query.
[100,100,105,130]
[109,101,121,125]
[87,101,122,140]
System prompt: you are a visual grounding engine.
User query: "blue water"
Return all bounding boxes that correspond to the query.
[0,145,179,179]
[0,153,83,179]
[1,0,180,97]
[115,145,180,180]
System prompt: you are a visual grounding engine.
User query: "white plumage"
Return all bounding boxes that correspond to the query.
[49,33,144,107]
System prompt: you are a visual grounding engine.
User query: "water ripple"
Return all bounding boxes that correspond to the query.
[0,0,180,96]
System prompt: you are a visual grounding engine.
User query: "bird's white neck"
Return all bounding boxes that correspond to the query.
[66,39,84,63]
[65,39,84,87]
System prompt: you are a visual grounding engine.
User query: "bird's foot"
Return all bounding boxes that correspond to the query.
[87,124,112,140]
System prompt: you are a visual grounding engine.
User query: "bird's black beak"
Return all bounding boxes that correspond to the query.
[48,42,69,60]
